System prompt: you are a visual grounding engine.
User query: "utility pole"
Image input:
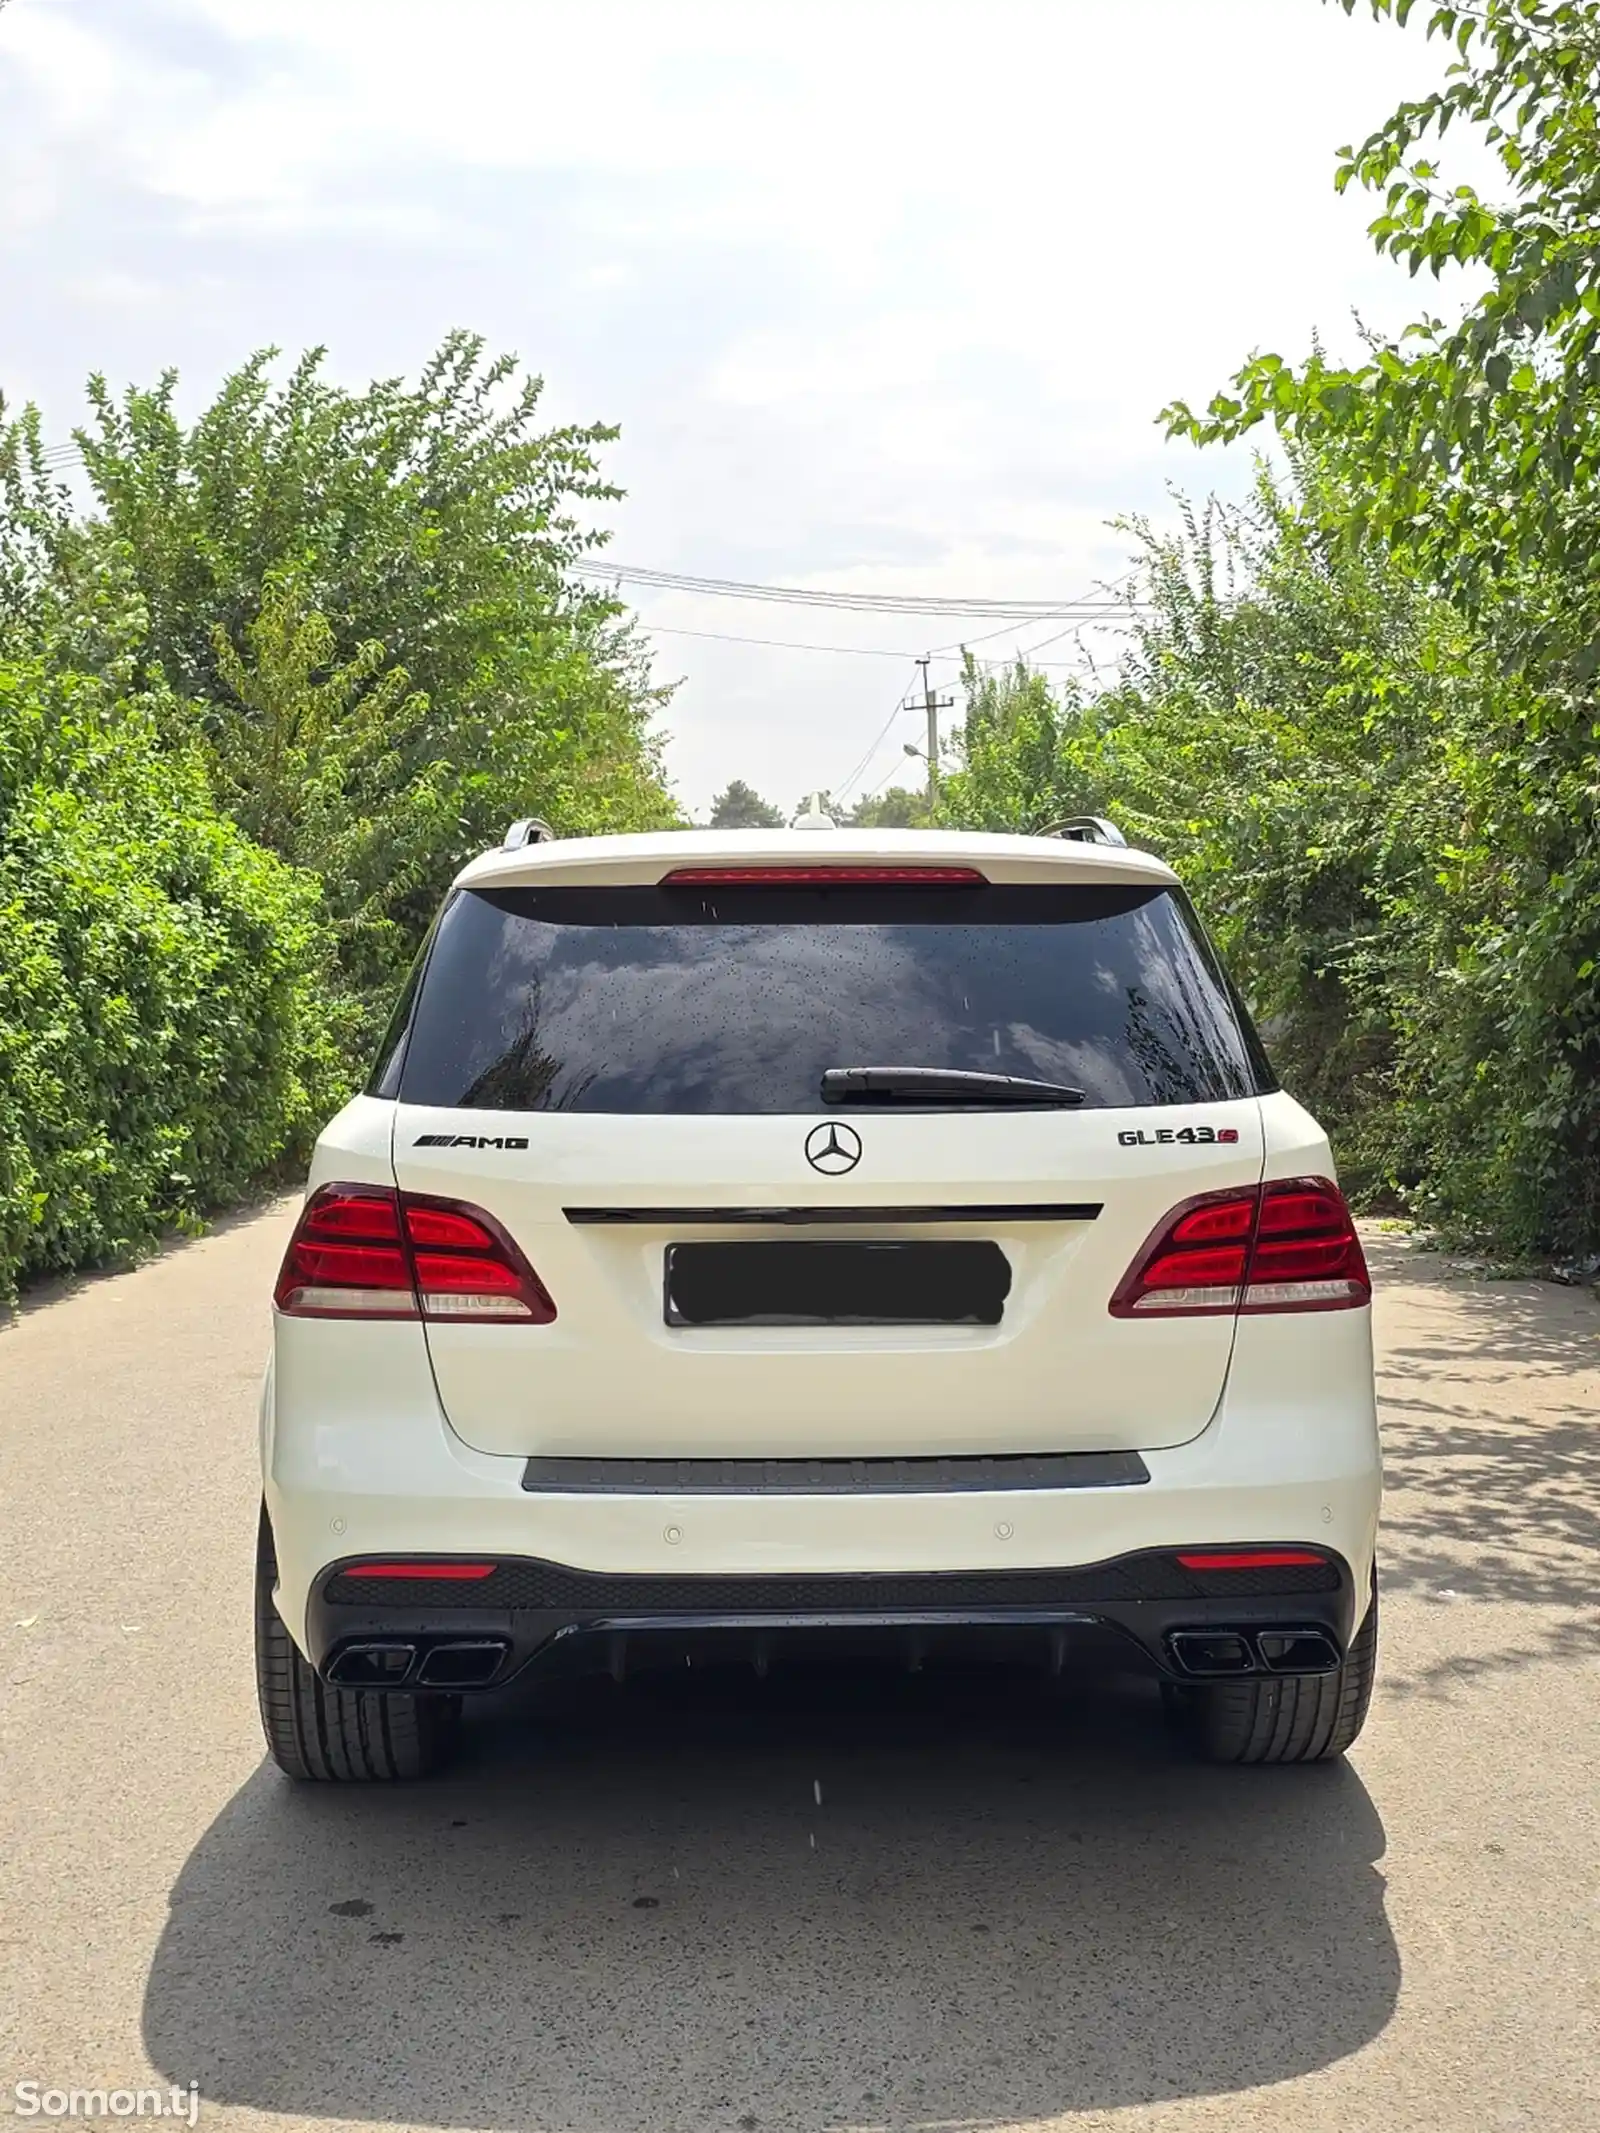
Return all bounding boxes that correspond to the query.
[903,657,955,805]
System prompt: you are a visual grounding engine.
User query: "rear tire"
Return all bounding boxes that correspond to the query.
[1167,1578,1379,1765]
[254,1506,461,1781]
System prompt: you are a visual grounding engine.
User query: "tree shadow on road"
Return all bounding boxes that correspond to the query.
[142,1662,1396,2132]
[1365,1236,1600,1696]
[0,1192,299,1332]
[1380,1410,1600,1606]
[1369,1244,1599,1581]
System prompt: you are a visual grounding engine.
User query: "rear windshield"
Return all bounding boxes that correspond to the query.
[383,882,1271,1114]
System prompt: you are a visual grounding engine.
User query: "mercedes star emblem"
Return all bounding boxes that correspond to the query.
[805,1121,863,1175]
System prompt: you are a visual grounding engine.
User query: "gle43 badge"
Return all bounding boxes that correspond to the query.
[1119,1125,1240,1146]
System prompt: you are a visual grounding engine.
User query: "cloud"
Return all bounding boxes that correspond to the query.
[1,0,1480,812]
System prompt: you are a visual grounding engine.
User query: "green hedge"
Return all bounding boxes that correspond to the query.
[0,657,349,1298]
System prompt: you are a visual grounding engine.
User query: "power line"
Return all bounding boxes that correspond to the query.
[16,449,1150,627]
[633,565,1146,700]
[652,576,1144,804]
[829,614,1136,810]
[829,666,923,804]
[573,556,1147,619]
[1004,623,1086,662]
[16,445,1146,672]
[922,611,1056,658]
[637,611,1138,665]
[987,657,1099,670]
[639,621,924,659]
[853,751,913,809]
[920,569,1142,655]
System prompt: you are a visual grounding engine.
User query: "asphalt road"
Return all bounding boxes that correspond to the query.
[2,1202,1597,2133]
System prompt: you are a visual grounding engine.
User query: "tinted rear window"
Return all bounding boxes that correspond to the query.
[391,882,1268,1114]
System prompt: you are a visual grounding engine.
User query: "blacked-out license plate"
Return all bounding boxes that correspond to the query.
[664,1240,1011,1327]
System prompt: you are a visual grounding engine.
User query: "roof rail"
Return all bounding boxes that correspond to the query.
[1043,815,1127,848]
[502,818,556,850]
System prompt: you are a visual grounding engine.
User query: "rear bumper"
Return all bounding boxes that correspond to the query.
[305,1547,1359,1691]
[262,1307,1383,1663]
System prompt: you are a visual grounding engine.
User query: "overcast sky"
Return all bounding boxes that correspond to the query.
[1,0,1464,819]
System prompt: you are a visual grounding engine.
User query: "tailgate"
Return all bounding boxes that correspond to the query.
[395,1101,1265,1458]
[386,865,1274,1461]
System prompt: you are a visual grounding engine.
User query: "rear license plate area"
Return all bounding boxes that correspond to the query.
[664,1241,1011,1327]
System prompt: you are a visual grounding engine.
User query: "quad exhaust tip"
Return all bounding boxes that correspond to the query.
[414,1640,509,1688]
[326,1638,509,1690]
[1168,1630,1253,1676]
[1167,1626,1340,1679]
[327,1641,417,1688]
[1255,1628,1342,1674]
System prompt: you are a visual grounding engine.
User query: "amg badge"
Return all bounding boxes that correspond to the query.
[412,1133,530,1150]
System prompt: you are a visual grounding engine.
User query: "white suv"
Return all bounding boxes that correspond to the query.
[257,821,1380,1779]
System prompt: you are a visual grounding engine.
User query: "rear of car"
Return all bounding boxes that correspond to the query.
[257,827,1381,1778]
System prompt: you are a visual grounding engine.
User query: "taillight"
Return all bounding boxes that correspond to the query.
[1109,1177,1369,1318]
[274,1185,557,1323]
[272,1188,414,1316]
[401,1196,554,1322]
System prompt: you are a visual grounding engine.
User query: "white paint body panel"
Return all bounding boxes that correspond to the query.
[393,1099,1264,1456]
[263,1281,1379,1652]
[263,836,1381,1652]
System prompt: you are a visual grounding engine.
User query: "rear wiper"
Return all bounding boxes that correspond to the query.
[820,1066,1086,1107]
